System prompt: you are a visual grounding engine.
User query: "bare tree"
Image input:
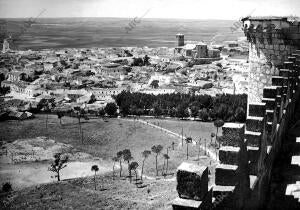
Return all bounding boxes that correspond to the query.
[162,154,170,177]
[74,107,85,144]
[211,132,215,143]
[171,142,175,150]
[185,137,193,160]
[57,111,64,126]
[91,165,99,190]
[123,149,133,180]
[112,157,118,179]
[117,151,123,177]
[151,145,163,176]
[129,161,139,184]
[141,150,151,180]
[48,153,68,181]
[214,119,224,145]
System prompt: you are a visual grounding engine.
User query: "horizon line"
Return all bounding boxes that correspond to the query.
[0,16,242,21]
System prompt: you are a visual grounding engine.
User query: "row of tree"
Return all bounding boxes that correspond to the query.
[48,145,169,188]
[113,91,247,122]
[111,145,170,184]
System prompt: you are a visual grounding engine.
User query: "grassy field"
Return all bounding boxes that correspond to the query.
[0,115,217,178]
[141,118,220,146]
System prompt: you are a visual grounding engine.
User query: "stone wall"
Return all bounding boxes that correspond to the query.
[214,16,300,209]
[170,16,300,210]
[243,17,300,103]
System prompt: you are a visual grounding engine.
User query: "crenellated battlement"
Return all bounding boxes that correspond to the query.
[241,16,300,103]
[171,17,300,210]
[242,16,300,47]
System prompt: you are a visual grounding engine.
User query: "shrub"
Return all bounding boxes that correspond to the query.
[2,182,12,192]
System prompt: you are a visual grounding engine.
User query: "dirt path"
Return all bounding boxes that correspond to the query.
[125,118,218,161]
[0,160,112,189]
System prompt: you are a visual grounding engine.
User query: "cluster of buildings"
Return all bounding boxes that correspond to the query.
[174,34,221,64]
[0,34,249,113]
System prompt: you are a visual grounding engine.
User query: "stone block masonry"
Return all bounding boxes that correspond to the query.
[172,162,212,210]
[176,163,208,201]
[244,17,300,103]
[170,16,300,210]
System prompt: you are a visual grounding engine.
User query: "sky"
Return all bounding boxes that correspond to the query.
[0,0,299,20]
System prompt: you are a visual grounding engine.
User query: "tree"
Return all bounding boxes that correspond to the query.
[129,161,139,184]
[151,145,163,176]
[215,104,228,120]
[211,132,215,143]
[98,109,106,117]
[57,111,64,125]
[38,98,55,137]
[0,86,10,95]
[162,154,170,176]
[150,80,159,89]
[48,153,68,181]
[216,63,222,68]
[73,107,85,144]
[104,103,118,117]
[153,102,162,117]
[198,108,209,121]
[144,55,150,66]
[91,165,99,190]
[214,119,224,140]
[117,151,123,177]
[2,182,12,192]
[88,94,96,104]
[132,57,144,66]
[171,142,175,150]
[235,106,246,122]
[176,104,189,119]
[185,137,193,160]
[123,149,133,180]
[112,157,118,179]
[190,106,199,118]
[141,150,151,180]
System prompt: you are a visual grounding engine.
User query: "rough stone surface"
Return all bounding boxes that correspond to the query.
[219,146,240,165]
[222,123,245,147]
[245,130,262,147]
[246,116,265,132]
[176,162,208,201]
[215,164,238,186]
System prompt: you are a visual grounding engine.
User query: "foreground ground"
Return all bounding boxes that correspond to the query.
[0,115,217,209]
[0,174,177,210]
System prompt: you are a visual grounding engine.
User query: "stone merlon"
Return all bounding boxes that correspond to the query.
[242,16,300,48]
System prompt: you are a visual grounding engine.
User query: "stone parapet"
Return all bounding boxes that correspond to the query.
[172,163,212,210]
[215,164,238,186]
[170,16,300,210]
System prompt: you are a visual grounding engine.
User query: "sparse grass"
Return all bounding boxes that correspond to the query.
[0,115,217,178]
[141,117,219,146]
[0,174,177,210]
[0,115,218,209]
